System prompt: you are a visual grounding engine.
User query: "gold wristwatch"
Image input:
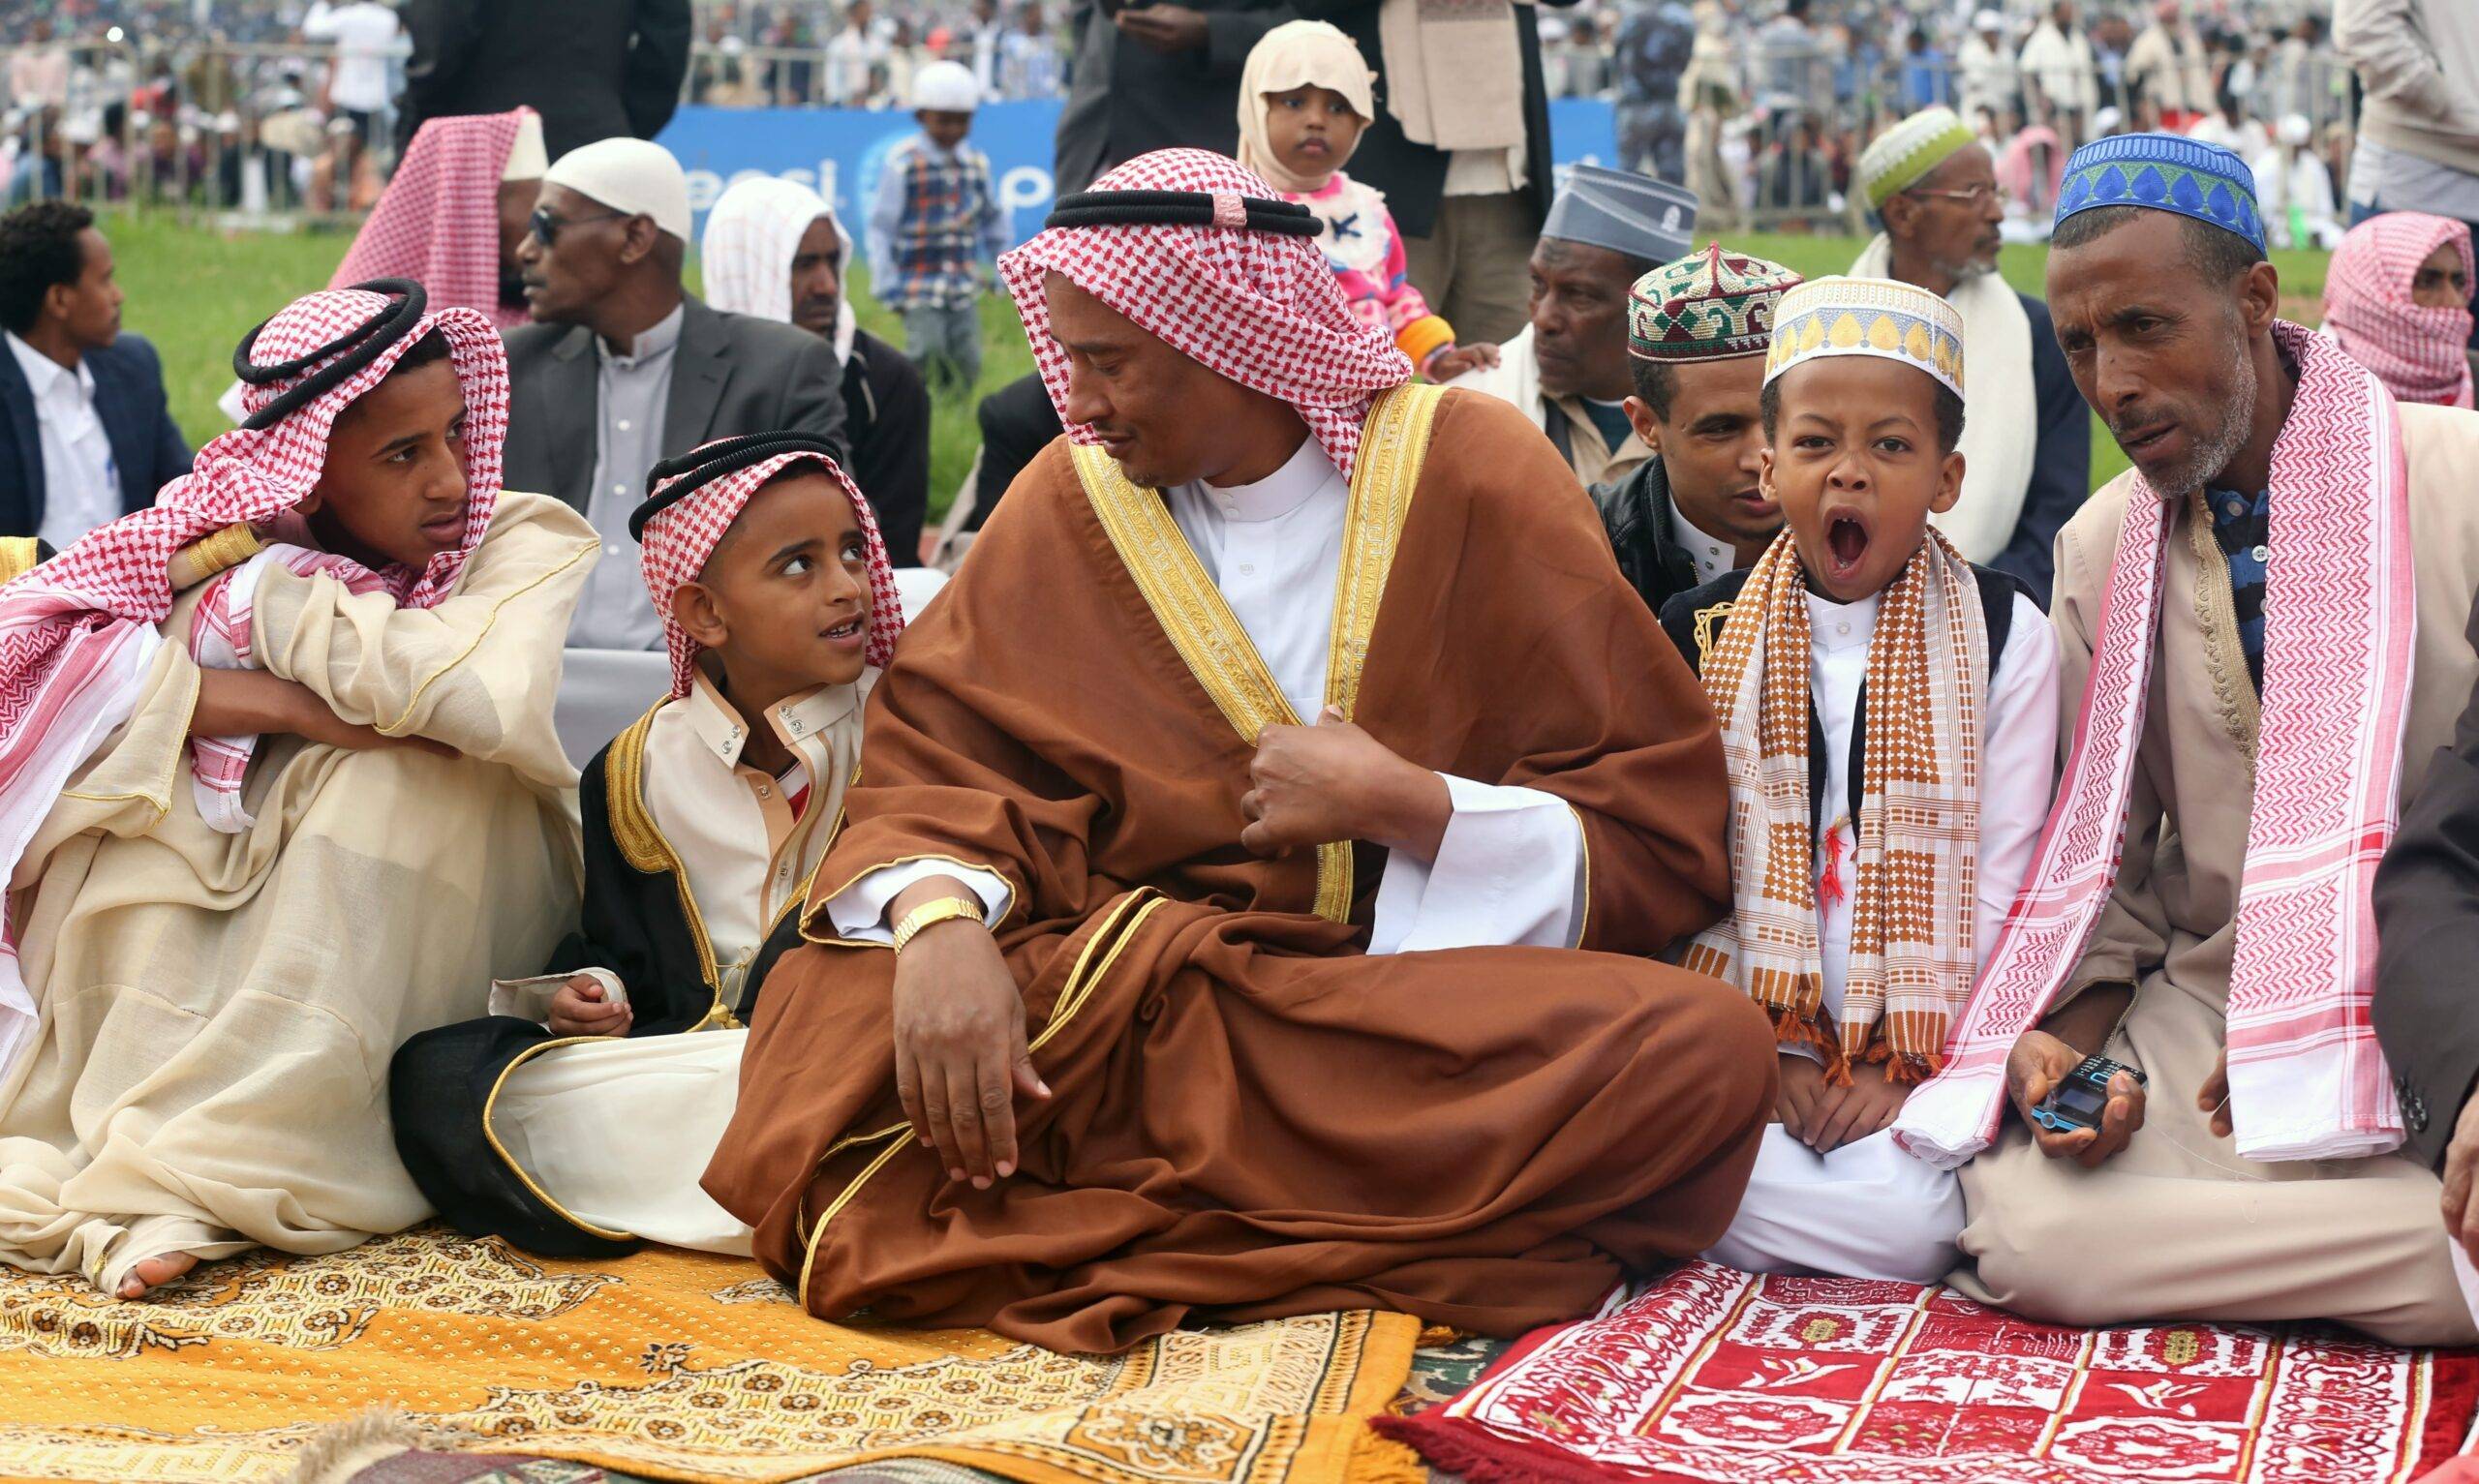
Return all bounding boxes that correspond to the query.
[891,895,985,953]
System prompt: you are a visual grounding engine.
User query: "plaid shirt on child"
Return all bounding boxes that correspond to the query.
[870,136,1004,312]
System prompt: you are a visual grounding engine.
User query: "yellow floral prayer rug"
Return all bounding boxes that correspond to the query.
[0,1225,1420,1484]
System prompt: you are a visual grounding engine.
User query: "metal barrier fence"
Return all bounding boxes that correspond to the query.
[1,38,405,227]
[682,38,1068,108]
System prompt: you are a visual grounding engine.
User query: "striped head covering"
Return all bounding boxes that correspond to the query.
[331,107,541,331]
[2323,212,2476,409]
[634,435,903,699]
[1764,276,1965,400]
[1629,245,1802,362]
[999,149,1412,478]
[0,281,509,1086]
[2055,132,2265,256]
[700,175,860,369]
[1857,106,1978,211]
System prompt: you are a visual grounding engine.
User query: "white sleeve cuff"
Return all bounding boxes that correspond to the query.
[823,860,1016,945]
[489,967,627,1023]
[1366,775,1586,956]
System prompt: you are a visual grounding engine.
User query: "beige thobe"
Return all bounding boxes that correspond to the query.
[0,493,598,1294]
[1954,403,2479,1346]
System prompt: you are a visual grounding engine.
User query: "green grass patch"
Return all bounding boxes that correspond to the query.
[109,212,2331,512]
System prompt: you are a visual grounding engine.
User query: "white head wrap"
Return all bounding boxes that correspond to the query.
[701,176,859,368]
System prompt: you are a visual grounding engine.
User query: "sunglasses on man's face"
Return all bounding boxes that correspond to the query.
[529,206,630,248]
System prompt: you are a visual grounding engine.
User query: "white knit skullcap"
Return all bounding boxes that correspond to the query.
[542,137,691,242]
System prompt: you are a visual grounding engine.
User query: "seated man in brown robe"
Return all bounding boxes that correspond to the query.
[703,149,1778,1354]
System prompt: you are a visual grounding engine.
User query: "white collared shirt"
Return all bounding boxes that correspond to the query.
[569,302,687,653]
[827,436,1588,954]
[637,668,869,1010]
[7,331,118,549]
[1668,493,1736,589]
[1803,586,2060,1027]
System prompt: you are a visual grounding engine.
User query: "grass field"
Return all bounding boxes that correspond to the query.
[108,212,2336,510]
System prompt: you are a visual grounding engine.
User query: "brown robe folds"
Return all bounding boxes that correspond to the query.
[705,386,1777,1352]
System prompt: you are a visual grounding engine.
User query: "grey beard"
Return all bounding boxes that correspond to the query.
[1945,256,1999,282]
[2142,338,2259,496]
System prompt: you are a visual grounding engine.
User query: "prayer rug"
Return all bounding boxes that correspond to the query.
[1376,1261,2479,1482]
[0,1224,1419,1484]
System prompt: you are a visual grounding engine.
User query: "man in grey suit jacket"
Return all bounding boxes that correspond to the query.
[2375,589,2479,1286]
[503,139,845,648]
[502,137,845,753]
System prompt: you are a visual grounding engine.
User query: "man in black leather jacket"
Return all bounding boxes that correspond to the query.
[1594,246,1803,621]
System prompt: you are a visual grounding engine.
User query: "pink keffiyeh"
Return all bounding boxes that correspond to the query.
[1896,321,2413,1167]
[0,282,508,1080]
[331,107,538,331]
[996,148,1412,478]
[2323,212,2476,409]
[638,439,903,699]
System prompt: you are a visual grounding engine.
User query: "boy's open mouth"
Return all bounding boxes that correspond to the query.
[824,616,865,642]
[1825,511,1871,576]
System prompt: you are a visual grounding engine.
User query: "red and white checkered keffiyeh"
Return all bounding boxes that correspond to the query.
[331,108,537,331]
[996,148,1412,478]
[0,286,510,1082]
[1897,321,2415,1167]
[2323,212,2476,409]
[639,445,903,699]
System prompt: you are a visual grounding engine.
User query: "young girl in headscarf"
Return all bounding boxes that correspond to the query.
[0,280,598,1299]
[391,433,902,1258]
[2323,213,2477,409]
[1236,20,1497,381]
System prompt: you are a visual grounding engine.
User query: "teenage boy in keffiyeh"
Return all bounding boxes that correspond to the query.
[1660,276,2058,1286]
[1903,135,2479,1346]
[0,282,597,1300]
[704,149,1776,1352]
[389,434,902,1258]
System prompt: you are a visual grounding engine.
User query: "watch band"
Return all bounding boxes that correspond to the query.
[891,895,985,953]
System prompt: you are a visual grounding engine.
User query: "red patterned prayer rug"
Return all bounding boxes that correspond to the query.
[1375,1261,2479,1482]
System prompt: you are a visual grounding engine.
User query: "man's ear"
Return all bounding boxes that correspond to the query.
[617,214,660,266]
[2238,258,2280,335]
[1880,195,1916,244]
[672,581,729,651]
[38,281,72,326]
[1931,449,1967,515]
[1624,394,1663,455]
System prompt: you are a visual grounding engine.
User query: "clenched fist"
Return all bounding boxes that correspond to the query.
[1240,707,1449,861]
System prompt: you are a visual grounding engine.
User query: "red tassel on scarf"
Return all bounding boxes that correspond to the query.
[1818,820,1847,909]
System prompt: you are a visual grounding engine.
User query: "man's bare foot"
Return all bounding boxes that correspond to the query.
[116,1252,199,1300]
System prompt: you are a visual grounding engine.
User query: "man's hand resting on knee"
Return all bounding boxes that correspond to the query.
[886,877,1048,1190]
[2440,1094,2479,1265]
[1241,707,1449,860]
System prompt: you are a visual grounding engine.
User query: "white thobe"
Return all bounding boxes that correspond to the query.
[7,332,119,550]
[1706,584,2060,1285]
[826,435,1588,954]
[485,674,870,1257]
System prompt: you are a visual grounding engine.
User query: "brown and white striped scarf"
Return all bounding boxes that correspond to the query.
[1680,527,1988,1083]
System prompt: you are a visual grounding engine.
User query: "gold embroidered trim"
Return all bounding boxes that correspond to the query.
[479,1034,641,1243]
[601,701,721,997]
[378,535,599,735]
[2183,490,2259,771]
[793,889,1167,1312]
[0,537,44,586]
[1692,601,1735,670]
[1072,384,1440,924]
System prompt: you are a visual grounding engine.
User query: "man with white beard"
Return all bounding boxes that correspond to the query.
[1850,106,2087,605]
